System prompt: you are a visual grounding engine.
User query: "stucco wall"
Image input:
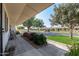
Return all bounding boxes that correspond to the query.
[2,6,10,52]
[3,31,10,51]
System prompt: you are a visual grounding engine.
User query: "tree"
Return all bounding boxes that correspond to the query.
[23,17,35,32]
[33,18,44,27]
[23,17,44,32]
[33,18,44,31]
[50,3,79,39]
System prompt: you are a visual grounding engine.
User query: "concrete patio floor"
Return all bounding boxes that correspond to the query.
[10,34,68,56]
[5,33,68,56]
[14,35,42,56]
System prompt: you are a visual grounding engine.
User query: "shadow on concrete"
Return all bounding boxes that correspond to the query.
[37,43,67,56]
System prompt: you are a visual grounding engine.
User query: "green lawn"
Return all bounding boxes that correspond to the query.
[47,36,79,45]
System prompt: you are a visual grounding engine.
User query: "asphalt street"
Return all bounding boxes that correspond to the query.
[37,32,79,36]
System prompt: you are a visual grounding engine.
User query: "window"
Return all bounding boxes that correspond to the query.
[5,12,8,32]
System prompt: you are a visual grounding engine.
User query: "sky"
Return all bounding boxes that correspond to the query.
[35,3,59,28]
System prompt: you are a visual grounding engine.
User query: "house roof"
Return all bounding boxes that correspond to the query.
[3,3,52,26]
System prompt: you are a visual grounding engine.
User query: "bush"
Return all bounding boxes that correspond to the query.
[31,33,39,43]
[30,32,36,36]
[17,26,24,29]
[23,32,28,37]
[65,43,79,56]
[23,32,47,45]
[31,33,47,45]
[5,46,15,56]
[39,34,47,45]
[23,32,32,40]
[30,32,36,40]
[16,31,20,34]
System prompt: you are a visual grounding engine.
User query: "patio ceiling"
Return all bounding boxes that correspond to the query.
[3,3,53,26]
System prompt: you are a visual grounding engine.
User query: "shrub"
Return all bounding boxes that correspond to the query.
[23,32,28,37]
[16,31,20,34]
[31,33,39,44]
[5,46,15,56]
[31,33,47,45]
[39,34,47,45]
[23,32,47,45]
[30,32,37,41]
[30,32,36,36]
[17,26,24,29]
[65,43,79,56]
[23,32,32,40]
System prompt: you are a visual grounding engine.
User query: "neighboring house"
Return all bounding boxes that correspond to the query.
[51,26,79,32]
[2,3,52,53]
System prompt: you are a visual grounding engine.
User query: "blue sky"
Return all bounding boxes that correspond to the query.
[35,3,59,28]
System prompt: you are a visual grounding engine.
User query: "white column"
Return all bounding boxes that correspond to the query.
[11,25,16,33]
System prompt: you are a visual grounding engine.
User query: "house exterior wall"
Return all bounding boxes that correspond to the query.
[0,3,2,55]
[3,31,10,52]
[2,5,10,52]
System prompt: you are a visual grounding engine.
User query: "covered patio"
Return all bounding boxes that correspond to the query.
[6,33,68,56]
[2,3,68,56]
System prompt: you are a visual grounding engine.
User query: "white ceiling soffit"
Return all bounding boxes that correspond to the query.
[15,4,37,25]
[4,3,52,25]
[16,3,53,25]
[3,3,26,26]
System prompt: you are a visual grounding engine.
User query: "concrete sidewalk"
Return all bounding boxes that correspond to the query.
[13,35,68,56]
[47,40,69,51]
[14,35,42,56]
[37,40,68,56]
